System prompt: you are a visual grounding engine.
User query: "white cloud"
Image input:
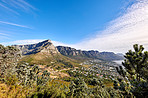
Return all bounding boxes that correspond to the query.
[17,0,36,10]
[52,41,73,47]
[0,0,35,39]
[2,0,148,54]
[1,39,45,46]
[0,31,11,40]
[0,0,36,14]
[0,39,69,46]
[1,39,74,48]
[0,3,19,15]
[0,32,9,36]
[0,21,31,29]
[73,0,148,53]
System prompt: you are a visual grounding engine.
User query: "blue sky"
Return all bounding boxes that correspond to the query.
[0,0,125,42]
[0,0,148,53]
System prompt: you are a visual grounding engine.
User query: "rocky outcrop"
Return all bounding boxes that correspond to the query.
[13,40,59,55]
[13,40,123,61]
[57,46,124,61]
[57,46,84,56]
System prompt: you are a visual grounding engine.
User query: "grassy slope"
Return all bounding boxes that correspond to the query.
[19,52,80,70]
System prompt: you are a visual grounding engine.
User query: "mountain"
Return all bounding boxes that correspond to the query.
[116,53,124,58]
[13,40,79,69]
[13,40,59,55]
[57,46,124,61]
[13,40,123,65]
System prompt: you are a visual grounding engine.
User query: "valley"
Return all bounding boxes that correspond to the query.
[15,40,123,80]
[0,40,147,98]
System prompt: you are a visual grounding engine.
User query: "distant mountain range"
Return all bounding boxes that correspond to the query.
[116,53,124,58]
[57,46,124,61]
[13,39,124,62]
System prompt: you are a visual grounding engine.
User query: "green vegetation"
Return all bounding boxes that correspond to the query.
[0,44,148,98]
[116,44,148,97]
[0,45,20,76]
[19,52,79,70]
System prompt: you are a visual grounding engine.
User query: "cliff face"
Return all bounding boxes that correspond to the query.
[56,46,84,56]
[14,40,78,68]
[57,46,124,61]
[13,40,59,55]
[13,40,123,61]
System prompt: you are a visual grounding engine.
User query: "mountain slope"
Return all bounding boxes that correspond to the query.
[19,52,78,70]
[13,40,59,55]
[14,39,123,68]
[14,40,79,69]
[57,46,124,61]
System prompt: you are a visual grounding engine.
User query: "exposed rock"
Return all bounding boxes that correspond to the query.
[13,40,59,55]
[13,40,123,61]
[57,46,124,61]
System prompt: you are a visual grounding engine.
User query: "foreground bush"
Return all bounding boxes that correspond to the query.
[116,44,148,97]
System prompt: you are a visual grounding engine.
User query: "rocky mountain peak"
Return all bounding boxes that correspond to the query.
[13,39,59,55]
[41,39,52,43]
[13,40,123,61]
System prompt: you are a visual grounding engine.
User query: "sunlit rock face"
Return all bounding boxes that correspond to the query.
[57,46,124,61]
[13,39,59,55]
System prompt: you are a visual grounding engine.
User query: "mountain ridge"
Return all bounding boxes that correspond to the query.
[14,40,79,69]
[13,40,124,61]
[13,39,59,55]
[57,46,124,61]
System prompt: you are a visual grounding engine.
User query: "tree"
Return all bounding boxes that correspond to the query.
[69,78,89,98]
[0,45,21,76]
[116,44,148,97]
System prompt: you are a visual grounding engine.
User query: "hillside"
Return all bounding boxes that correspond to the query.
[14,40,123,64]
[13,39,123,79]
[19,52,79,70]
[14,40,79,70]
[57,46,124,61]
